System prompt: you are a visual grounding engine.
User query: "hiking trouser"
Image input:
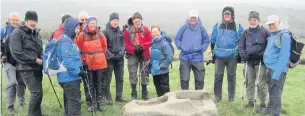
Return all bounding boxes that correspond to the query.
[87,69,106,107]
[245,61,267,103]
[214,57,237,100]
[19,70,43,116]
[105,59,124,98]
[179,60,205,90]
[127,55,149,85]
[266,69,286,116]
[153,72,170,97]
[60,80,82,116]
[4,63,26,111]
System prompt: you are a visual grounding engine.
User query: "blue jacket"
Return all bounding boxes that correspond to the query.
[263,30,291,80]
[151,34,174,76]
[0,22,14,40]
[211,22,244,58]
[175,19,210,63]
[56,17,82,83]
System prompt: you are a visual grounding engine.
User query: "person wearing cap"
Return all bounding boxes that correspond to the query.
[75,16,108,112]
[211,6,244,103]
[174,10,210,90]
[0,12,26,115]
[124,12,152,100]
[51,12,72,40]
[102,12,127,104]
[51,17,82,116]
[10,11,44,116]
[257,15,291,116]
[77,11,89,33]
[238,11,269,109]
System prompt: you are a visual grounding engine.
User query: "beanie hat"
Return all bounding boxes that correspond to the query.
[86,16,97,24]
[25,11,38,21]
[248,11,260,21]
[109,13,119,21]
[61,13,72,23]
[132,12,142,20]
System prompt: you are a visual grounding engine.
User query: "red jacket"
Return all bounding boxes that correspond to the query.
[124,25,152,60]
[52,24,64,40]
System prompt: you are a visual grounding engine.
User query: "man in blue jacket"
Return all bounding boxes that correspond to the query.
[0,12,26,115]
[258,15,291,116]
[175,10,210,90]
[211,6,244,103]
[50,17,82,116]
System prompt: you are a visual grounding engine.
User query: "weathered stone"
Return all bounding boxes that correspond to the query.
[123,90,218,116]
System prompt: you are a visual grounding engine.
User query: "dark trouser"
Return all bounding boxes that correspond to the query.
[214,57,237,100]
[105,59,124,98]
[4,63,26,112]
[266,69,286,116]
[19,70,43,116]
[60,80,82,116]
[87,69,106,106]
[179,60,205,90]
[153,73,170,97]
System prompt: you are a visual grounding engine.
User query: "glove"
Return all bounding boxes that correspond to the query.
[79,69,85,77]
[114,54,124,60]
[134,45,143,57]
[242,54,249,62]
[106,52,114,60]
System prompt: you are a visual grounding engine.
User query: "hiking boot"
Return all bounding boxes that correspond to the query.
[116,96,127,102]
[142,84,150,100]
[257,107,269,115]
[98,103,106,112]
[245,101,254,108]
[105,92,113,105]
[131,84,137,100]
[7,107,15,115]
[229,98,235,102]
[214,97,221,103]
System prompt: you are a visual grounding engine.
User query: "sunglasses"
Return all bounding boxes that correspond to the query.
[80,18,87,21]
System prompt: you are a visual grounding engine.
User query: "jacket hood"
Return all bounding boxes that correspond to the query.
[184,18,203,30]
[222,6,235,21]
[63,17,79,39]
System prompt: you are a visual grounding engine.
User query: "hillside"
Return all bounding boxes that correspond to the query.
[1,0,305,37]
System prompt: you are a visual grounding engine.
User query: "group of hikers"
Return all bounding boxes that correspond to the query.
[1,5,303,116]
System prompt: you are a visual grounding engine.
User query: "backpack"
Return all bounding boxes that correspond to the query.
[1,26,17,65]
[42,34,70,75]
[160,31,175,69]
[181,25,206,38]
[275,30,304,68]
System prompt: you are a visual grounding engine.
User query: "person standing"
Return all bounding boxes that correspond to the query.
[174,10,210,90]
[0,12,26,115]
[124,12,152,100]
[10,11,44,116]
[103,12,127,104]
[211,6,244,103]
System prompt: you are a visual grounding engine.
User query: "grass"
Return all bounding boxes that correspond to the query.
[1,61,305,116]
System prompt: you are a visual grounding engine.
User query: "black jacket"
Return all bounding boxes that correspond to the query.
[103,22,125,60]
[9,26,43,71]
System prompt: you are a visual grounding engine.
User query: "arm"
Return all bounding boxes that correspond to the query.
[160,42,174,69]
[100,32,108,54]
[0,27,4,40]
[238,24,244,38]
[60,41,81,75]
[238,30,247,59]
[210,24,218,50]
[117,32,126,57]
[200,27,211,52]
[102,30,114,59]
[174,27,183,50]
[124,30,135,55]
[9,30,37,64]
[272,33,291,80]
[140,27,152,50]
[75,32,84,51]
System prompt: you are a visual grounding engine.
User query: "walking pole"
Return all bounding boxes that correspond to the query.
[82,60,96,116]
[1,63,3,114]
[242,61,248,100]
[47,74,63,108]
[138,60,150,100]
[253,61,262,112]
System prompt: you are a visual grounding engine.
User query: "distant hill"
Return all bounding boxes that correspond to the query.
[1,0,305,38]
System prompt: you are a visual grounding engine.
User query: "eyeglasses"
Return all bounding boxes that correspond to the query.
[80,18,87,21]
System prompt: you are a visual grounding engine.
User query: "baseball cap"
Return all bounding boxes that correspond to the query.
[223,10,232,15]
[189,10,199,18]
[266,15,279,24]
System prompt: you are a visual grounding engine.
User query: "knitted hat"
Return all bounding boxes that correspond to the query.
[86,16,97,24]
[25,11,38,21]
[132,12,142,20]
[109,12,119,21]
[249,11,260,21]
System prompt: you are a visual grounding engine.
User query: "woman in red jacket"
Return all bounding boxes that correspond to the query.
[124,12,152,100]
[75,17,107,112]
